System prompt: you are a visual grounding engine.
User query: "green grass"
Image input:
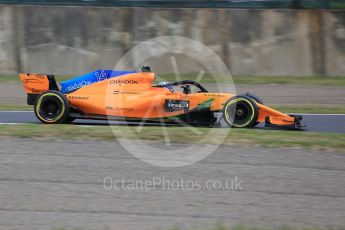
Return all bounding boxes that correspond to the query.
[0,104,31,111]
[0,124,344,152]
[2,74,345,86]
[232,75,345,86]
[0,75,72,83]
[47,224,345,230]
[0,75,18,83]
[274,105,345,114]
[155,74,345,86]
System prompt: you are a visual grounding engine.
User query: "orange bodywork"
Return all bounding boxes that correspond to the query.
[19,71,300,127]
[66,72,296,126]
[19,73,50,94]
[257,104,296,126]
[66,72,229,119]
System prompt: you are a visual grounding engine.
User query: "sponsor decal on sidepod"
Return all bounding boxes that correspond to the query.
[65,80,92,92]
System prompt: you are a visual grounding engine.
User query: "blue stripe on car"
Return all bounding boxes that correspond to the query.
[60,70,136,93]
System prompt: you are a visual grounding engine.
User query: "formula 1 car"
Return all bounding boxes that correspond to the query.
[19,66,303,129]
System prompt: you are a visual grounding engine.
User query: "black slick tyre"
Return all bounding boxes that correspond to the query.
[34,90,70,124]
[240,92,263,127]
[223,96,259,128]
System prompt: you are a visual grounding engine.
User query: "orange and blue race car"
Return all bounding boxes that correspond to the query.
[19,66,303,130]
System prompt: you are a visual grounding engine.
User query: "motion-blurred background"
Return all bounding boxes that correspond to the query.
[0,2,345,230]
[0,0,344,76]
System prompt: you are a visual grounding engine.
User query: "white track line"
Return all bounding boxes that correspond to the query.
[0,123,22,125]
[290,113,345,116]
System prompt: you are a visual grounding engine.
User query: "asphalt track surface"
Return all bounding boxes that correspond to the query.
[0,138,344,230]
[0,111,344,133]
[0,112,344,229]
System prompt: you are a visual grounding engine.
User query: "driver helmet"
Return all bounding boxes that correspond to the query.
[158,82,174,93]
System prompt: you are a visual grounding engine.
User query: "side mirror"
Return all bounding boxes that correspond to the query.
[141,66,151,72]
[181,85,191,95]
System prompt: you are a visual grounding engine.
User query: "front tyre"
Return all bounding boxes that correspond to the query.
[223,96,259,128]
[240,92,263,127]
[34,90,70,124]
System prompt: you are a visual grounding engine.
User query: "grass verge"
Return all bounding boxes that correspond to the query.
[185,225,344,230]
[0,124,344,152]
[0,104,31,111]
[49,224,345,230]
[274,105,345,114]
[232,75,345,86]
[0,75,72,83]
[156,74,345,86]
[2,74,345,86]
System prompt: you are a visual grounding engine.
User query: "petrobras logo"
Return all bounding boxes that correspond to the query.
[109,79,138,86]
[95,70,108,81]
[65,80,92,91]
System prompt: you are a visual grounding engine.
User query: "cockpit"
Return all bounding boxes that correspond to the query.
[155,80,208,95]
[141,66,209,95]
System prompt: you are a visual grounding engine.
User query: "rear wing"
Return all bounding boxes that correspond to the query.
[19,73,59,105]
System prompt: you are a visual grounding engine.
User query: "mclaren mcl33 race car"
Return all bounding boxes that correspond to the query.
[19,66,303,130]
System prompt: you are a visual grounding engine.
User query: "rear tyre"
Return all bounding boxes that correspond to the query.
[34,90,70,124]
[223,96,259,128]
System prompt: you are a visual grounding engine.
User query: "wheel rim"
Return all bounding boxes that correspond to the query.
[40,97,62,120]
[36,93,65,123]
[225,98,255,127]
[233,102,251,124]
